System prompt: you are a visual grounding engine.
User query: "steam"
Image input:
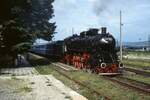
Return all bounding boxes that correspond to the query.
[93,0,112,16]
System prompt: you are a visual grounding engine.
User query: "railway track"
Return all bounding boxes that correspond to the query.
[54,62,150,95]
[29,53,150,95]
[103,76,150,95]
[52,62,78,71]
[51,63,110,100]
[124,67,150,77]
[28,54,110,99]
[118,76,150,87]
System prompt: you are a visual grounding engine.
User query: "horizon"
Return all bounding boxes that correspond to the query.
[35,38,150,45]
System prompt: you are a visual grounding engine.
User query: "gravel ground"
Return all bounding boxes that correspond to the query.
[0,67,38,76]
[0,75,87,100]
[0,56,87,100]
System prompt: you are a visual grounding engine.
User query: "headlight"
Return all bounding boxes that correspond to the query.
[101,63,106,68]
[119,63,124,68]
[99,59,102,62]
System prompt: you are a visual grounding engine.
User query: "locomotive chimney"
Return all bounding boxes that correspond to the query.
[101,27,107,34]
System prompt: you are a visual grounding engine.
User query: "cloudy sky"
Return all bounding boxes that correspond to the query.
[52,0,150,42]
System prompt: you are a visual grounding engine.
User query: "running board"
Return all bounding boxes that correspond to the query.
[99,73,122,76]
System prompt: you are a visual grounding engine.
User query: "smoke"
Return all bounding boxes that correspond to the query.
[93,0,112,16]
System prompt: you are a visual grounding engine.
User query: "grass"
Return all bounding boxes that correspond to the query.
[123,59,150,69]
[18,86,32,93]
[11,76,18,80]
[28,53,50,66]
[122,71,150,84]
[126,51,150,56]
[125,75,150,84]
[35,65,150,100]
[35,65,107,100]
[65,95,72,100]
[122,50,150,70]
[28,53,150,100]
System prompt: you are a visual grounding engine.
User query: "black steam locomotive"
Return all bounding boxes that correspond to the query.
[32,27,123,74]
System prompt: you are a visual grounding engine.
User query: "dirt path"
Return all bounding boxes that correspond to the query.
[0,56,87,100]
[0,75,87,100]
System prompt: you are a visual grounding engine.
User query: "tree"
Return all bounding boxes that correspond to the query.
[0,0,56,65]
[0,0,32,55]
[22,0,56,41]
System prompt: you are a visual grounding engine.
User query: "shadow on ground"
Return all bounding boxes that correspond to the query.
[26,53,56,67]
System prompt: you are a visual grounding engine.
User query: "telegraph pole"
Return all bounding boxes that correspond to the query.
[72,28,74,35]
[148,34,150,51]
[120,11,123,62]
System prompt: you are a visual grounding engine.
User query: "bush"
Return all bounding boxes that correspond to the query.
[0,55,14,67]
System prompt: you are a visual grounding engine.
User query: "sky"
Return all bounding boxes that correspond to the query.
[40,0,150,43]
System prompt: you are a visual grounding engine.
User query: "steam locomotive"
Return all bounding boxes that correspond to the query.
[32,27,123,74]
